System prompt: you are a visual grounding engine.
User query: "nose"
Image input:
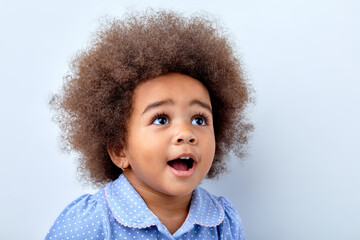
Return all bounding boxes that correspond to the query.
[172,123,197,145]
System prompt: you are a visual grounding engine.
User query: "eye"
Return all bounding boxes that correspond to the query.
[191,115,207,126]
[152,115,170,125]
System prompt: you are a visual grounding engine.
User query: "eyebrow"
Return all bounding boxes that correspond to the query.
[190,100,212,113]
[142,99,174,114]
[142,99,212,114]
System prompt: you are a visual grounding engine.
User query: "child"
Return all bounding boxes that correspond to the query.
[46,10,252,240]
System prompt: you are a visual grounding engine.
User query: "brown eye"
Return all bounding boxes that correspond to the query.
[191,116,207,126]
[152,115,169,125]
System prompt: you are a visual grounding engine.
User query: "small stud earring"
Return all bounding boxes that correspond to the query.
[120,163,125,171]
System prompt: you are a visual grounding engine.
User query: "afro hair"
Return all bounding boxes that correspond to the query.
[51,10,253,186]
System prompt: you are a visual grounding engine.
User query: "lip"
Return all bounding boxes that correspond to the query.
[171,153,197,163]
[168,161,197,177]
[167,153,197,177]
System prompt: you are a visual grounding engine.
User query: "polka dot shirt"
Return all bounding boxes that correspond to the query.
[45,175,245,239]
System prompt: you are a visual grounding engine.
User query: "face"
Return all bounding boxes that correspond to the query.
[113,73,215,198]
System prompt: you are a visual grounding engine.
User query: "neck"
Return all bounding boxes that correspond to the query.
[123,172,192,234]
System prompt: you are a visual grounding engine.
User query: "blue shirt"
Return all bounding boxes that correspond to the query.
[45,175,245,239]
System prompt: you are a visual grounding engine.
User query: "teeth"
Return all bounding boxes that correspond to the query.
[179,157,191,160]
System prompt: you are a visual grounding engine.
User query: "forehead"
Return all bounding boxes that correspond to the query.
[132,73,211,110]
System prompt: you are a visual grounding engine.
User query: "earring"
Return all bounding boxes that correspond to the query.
[120,163,125,171]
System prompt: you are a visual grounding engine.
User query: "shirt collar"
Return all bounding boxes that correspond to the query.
[105,174,225,230]
[184,186,225,227]
[105,174,158,228]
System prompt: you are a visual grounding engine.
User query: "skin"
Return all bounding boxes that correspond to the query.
[108,73,216,234]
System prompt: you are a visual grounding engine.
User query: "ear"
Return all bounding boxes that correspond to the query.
[107,146,129,169]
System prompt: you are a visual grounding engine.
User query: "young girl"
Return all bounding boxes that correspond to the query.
[46,10,252,240]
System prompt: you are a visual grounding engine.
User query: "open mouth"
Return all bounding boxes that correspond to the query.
[167,157,194,171]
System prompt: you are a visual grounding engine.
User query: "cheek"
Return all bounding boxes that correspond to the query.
[127,129,169,162]
[208,139,216,162]
[205,128,216,149]
[200,130,216,162]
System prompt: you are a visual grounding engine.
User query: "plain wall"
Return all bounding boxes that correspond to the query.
[0,0,359,239]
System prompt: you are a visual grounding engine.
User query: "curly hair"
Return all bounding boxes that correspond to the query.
[51,10,253,186]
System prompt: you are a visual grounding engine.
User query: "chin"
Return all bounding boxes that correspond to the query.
[161,181,198,197]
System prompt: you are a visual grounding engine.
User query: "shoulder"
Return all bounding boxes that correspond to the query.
[197,187,245,240]
[45,189,110,240]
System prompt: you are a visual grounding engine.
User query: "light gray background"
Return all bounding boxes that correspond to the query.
[0,0,359,239]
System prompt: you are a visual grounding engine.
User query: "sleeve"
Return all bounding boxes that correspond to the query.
[217,196,245,240]
[45,194,110,240]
